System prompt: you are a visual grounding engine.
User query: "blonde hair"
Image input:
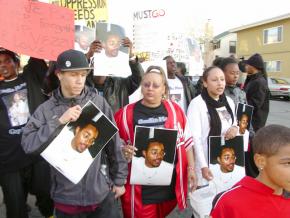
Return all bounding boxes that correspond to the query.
[143,65,169,99]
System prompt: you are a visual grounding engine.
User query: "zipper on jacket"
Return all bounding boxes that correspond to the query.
[70,98,76,107]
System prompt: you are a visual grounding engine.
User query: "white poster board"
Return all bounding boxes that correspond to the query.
[130,126,177,185]
[41,100,118,184]
[132,1,203,76]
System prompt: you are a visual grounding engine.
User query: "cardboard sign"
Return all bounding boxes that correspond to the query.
[0,0,74,60]
[56,0,108,28]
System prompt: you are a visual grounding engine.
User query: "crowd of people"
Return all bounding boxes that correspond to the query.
[0,32,289,218]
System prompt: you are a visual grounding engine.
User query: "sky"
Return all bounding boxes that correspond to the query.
[179,0,290,35]
[40,0,289,37]
[116,0,290,37]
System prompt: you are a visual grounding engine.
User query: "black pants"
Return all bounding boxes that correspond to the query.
[0,170,28,218]
[54,192,121,218]
[0,160,53,218]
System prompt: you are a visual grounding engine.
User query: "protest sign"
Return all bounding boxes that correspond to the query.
[236,103,254,151]
[130,126,177,185]
[54,0,108,28]
[41,100,118,184]
[93,22,131,77]
[0,0,74,60]
[132,1,204,76]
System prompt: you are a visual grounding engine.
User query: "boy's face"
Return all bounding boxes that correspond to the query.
[57,70,88,98]
[260,144,290,192]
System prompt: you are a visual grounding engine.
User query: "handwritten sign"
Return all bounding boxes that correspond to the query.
[0,0,74,60]
[132,3,204,76]
[57,0,108,28]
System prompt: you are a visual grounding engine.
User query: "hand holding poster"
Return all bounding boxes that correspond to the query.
[190,136,245,218]
[236,103,254,151]
[130,126,177,185]
[209,135,245,193]
[41,100,118,184]
[0,0,74,60]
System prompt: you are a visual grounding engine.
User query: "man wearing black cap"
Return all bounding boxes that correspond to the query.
[22,49,127,217]
[0,48,54,218]
[244,53,269,132]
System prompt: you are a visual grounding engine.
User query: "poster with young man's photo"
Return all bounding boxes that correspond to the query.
[41,100,118,184]
[93,22,131,77]
[189,136,245,217]
[209,135,245,192]
[236,103,254,151]
[130,126,177,185]
[74,23,95,54]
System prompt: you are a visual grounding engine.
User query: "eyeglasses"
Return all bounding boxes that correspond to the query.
[149,150,166,157]
[222,155,237,161]
[142,82,162,89]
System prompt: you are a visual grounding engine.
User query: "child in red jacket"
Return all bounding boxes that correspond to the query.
[210,124,290,218]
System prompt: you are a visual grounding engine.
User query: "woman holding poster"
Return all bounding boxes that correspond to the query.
[186,66,238,217]
[114,66,197,218]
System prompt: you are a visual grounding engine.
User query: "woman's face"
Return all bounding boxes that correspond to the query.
[203,68,225,99]
[141,72,165,107]
[224,63,240,86]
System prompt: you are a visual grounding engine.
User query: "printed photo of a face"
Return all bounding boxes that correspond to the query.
[209,136,245,170]
[217,147,237,173]
[71,123,99,153]
[104,34,122,57]
[130,126,178,185]
[74,25,95,53]
[95,22,128,56]
[41,100,118,184]
[142,139,166,168]
[236,103,254,133]
[238,113,249,134]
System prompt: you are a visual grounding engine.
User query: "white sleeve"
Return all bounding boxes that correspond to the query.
[183,118,194,151]
[187,99,208,169]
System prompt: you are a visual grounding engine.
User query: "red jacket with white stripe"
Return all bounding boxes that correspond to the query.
[114,100,193,218]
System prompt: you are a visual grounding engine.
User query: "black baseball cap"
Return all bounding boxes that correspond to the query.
[0,48,20,63]
[56,49,92,72]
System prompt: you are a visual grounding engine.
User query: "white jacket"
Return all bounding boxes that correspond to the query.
[187,95,237,186]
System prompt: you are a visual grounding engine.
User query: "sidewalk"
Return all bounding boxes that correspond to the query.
[0,189,193,218]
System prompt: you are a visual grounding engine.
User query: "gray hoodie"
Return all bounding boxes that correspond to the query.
[21,86,127,206]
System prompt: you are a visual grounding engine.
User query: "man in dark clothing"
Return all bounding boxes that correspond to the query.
[21,49,127,218]
[163,56,196,112]
[244,53,269,132]
[0,48,53,218]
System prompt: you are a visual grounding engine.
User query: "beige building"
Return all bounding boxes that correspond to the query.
[231,13,290,78]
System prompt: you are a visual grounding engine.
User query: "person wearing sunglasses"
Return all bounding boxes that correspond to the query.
[115,65,197,218]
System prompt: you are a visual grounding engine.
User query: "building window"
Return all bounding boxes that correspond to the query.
[265,60,281,72]
[213,40,220,50]
[229,41,236,53]
[263,26,283,44]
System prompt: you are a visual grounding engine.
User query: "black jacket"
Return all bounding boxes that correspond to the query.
[244,72,269,132]
[87,60,144,113]
[0,58,48,173]
[176,74,196,107]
